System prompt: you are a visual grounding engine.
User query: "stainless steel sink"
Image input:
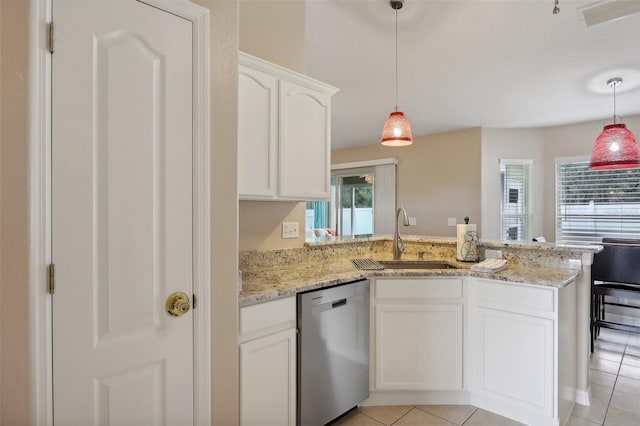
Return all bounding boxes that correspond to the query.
[377,260,460,270]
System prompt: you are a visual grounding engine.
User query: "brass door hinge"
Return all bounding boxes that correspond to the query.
[48,21,55,54]
[48,263,55,294]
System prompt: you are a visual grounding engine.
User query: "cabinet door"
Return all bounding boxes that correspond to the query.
[240,328,296,426]
[375,304,463,390]
[278,80,331,200]
[476,307,554,415]
[238,65,277,199]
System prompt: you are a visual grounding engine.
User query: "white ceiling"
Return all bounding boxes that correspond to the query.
[304,0,640,149]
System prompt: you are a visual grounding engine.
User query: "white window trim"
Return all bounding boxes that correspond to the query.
[499,158,533,242]
[332,157,398,170]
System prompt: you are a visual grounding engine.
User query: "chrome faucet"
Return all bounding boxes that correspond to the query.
[393,207,410,260]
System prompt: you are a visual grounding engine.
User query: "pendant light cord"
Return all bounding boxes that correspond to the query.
[394,8,399,112]
[607,77,623,124]
[613,82,617,124]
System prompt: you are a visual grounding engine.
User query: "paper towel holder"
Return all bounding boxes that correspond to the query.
[458,216,479,262]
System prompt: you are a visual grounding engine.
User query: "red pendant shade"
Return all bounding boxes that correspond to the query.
[590,123,640,170]
[381,111,413,146]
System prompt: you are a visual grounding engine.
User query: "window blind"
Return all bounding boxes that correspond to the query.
[500,159,532,241]
[556,159,640,245]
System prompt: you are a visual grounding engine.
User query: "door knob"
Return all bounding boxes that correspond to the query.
[166,292,190,316]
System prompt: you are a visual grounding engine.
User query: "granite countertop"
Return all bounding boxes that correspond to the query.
[239,254,582,307]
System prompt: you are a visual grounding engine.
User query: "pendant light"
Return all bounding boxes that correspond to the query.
[381,0,413,146]
[590,77,640,170]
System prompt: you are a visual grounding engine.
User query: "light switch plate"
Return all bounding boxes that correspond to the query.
[282,222,299,239]
[448,217,457,227]
[408,217,417,226]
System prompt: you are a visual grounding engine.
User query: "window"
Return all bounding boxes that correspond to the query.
[500,159,532,241]
[556,158,640,245]
[306,171,374,237]
[305,158,398,239]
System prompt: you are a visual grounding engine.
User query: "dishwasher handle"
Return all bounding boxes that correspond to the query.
[309,293,366,315]
[331,298,347,309]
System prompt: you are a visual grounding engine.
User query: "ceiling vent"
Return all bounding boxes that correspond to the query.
[579,0,640,27]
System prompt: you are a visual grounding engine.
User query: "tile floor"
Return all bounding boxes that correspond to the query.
[573,327,640,425]
[332,328,640,426]
[333,404,524,425]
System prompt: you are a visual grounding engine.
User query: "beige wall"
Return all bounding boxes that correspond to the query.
[542,115,640,241]
[0,1,32,423]
[239,201,306,250]
[332,128,482,237]
[200,0,241,424]
[238,0,308,251]
[481,128,546,240]
[239,0,305,73]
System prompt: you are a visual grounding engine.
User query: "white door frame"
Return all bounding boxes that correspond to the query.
[29,1,211,424]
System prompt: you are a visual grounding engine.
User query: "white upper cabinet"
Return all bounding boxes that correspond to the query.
[238,52,338,201]
[279,80,331,199]
[238,66,278,198]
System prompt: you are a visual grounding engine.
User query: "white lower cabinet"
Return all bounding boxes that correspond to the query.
[373,277,464,391]
[368,275,576,426]
[476,306,554,412]
[468,277,576,426]
[239,297,296,426]
[238,276,576,426]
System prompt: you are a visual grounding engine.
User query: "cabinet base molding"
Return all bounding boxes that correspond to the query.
[361,390,471,407]
[575,388,591,406]
[471,393,562,426]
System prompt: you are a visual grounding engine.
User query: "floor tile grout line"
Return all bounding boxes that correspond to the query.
[389,406,416,426]
[355,409,386,426]
[460,407,479,426]
[413,405,477,425]
[596,329,630,426]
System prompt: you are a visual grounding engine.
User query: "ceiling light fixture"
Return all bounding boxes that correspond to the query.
[590,77,640,170]
[381,0,413,147]
[552,0,560,14]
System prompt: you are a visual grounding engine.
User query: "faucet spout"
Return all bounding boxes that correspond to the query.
[393,207,410,260]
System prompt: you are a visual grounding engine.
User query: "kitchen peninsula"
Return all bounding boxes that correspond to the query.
[238,237,600,426]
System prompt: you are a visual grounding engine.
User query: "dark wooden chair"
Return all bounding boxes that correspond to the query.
[591,238,640,352]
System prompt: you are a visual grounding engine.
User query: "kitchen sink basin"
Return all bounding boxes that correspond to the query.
[377,260,460,270]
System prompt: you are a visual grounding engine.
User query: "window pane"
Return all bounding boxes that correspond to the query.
[556,160,640,244]
[340,174,373,236]
[508,188,519,204]
[305,171,374,238]
[500,160,532,242]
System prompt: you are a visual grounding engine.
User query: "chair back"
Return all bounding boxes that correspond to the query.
[592,238,640,285]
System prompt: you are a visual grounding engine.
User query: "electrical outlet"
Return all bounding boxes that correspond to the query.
[448,217,457,227]
[408,217,417,226]
[282,222,299,239]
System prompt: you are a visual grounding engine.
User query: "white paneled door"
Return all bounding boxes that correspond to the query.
[52,1,194,424]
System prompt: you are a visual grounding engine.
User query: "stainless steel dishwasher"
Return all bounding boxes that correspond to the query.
[297,279,370,426]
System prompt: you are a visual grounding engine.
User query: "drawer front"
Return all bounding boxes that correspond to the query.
[376,278,463,300]
[240,296,296,336]
[477,279,555,313]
